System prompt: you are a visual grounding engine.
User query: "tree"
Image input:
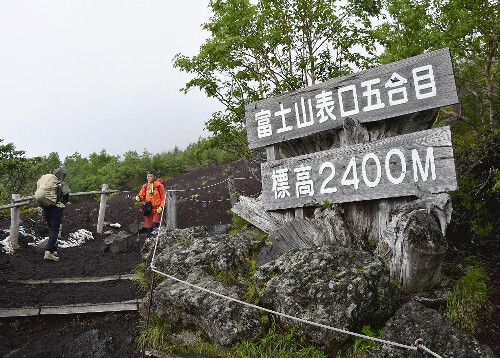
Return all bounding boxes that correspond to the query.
[375,0,499,131]
[174,0,383,154]
[0,140,30,201]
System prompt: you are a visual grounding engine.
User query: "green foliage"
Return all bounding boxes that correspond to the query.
[446,265,489,334]
[164,322,324,357]
[0,135,240,207]
[175,0,383,153]
[133,262,149,292]
[0,140,62,204]
[231,323,325,358]
[448,131,500,239]
[209,264,239,285]
[351,326,382,356]
[375,0,499,131]
[321,200,333,209]
[136,314,172,350]
[228,213,250,236]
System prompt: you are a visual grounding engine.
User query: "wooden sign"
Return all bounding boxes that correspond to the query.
[246,48,458,149]
[260,126,457,210]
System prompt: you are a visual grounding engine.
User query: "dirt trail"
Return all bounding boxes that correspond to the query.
[0,158,262,357]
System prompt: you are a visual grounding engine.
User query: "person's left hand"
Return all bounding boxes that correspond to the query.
[156,206,163,214]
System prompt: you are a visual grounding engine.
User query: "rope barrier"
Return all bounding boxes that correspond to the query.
[416,339,443,358]
[167,178,230,192]
[178,197,231,204]
[148,232,442,357]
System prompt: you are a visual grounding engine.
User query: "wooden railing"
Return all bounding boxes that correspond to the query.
[1,184,117,250]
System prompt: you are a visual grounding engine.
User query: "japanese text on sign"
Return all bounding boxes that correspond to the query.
[260,127,457,210]
[246,48,458,149]
[258,66,436,140]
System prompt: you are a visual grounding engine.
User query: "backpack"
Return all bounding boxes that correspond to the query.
[34,174,59,207]
[156,178,166,189]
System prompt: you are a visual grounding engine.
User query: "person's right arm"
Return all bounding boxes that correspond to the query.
[136,184,146,202]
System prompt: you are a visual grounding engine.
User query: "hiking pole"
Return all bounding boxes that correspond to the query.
[141,269,156,358]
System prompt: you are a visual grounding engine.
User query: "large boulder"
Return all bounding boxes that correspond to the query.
[255,246,403,348]
[367,301,497,357]
[144,227,265,346]
[102,231,134,254]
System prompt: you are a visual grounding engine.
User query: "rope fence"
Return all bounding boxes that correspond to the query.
[148,228,443,357]
[0,175,258,250]
[1,173,444,357]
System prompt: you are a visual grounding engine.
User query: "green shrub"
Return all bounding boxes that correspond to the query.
[446,265,489,333]
[449,131,500,239]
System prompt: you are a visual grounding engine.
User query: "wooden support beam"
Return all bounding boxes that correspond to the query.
[10,194,20,250]
[228,177,238,206]
[166,191,177,230]
[96,184,109,234]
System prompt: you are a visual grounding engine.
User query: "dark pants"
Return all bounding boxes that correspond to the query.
[146,222,159,238]
[43,206,63,253]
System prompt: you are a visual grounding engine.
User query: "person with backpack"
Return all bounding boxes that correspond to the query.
[34,166,71,261]
[135,170,166,238]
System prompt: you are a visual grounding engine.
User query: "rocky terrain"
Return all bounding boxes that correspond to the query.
[0,155,498,357]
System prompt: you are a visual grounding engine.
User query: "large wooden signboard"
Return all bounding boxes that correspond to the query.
[260,126,456,210]
[246,48,458,149]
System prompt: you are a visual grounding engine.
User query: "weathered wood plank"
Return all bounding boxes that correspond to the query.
[261,126,457,210]
[8,274,135,285]
[0,300,141,318]
[96,184,109,234]
[246,48,458,149]
[10,194,20,250]
[166,191,177,229]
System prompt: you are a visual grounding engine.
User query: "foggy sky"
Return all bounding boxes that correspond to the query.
[0,0,221,159]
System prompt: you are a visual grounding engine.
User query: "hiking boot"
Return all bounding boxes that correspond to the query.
[44,251,59,261]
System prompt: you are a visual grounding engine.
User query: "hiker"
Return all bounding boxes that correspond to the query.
[135,170,166,238]
[34,167,71,261]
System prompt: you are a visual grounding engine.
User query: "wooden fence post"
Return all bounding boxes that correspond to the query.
[97,184,109,234]
[166,191,177,230]
[10,194,20,250]
[228,177,239,206]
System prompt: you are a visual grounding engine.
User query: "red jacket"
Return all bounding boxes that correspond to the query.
[138,180,166,209]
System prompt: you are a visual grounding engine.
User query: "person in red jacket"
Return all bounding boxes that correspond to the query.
[135,170,166,237]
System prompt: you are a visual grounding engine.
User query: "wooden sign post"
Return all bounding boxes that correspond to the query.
[234,48,460,293]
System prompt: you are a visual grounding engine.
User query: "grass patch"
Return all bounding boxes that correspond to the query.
[446,264,489,333]
[228,214,249,236]
[133,262,164,293]
[322,200,333,210]
[208,264,239,286]
[136,314,172,351]
[231,322,325,358]
[133,262,149,292]
[351,326,382,356]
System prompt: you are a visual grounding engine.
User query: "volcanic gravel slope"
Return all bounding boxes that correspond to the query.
[0,157,262,358]
[1,155,497,357]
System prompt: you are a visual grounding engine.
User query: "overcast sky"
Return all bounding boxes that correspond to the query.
[0,1,221,159]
